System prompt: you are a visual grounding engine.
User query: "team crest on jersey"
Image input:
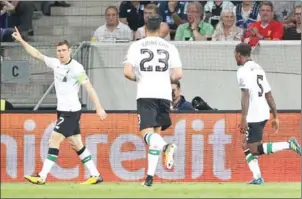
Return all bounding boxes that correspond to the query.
[239,78,245,87]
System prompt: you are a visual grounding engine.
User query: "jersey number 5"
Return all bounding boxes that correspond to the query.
[140,49,169,72]
[257,75,264,97]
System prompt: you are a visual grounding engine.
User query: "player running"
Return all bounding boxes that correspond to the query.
[11,27,107,185]
[235,42,301,185]
[123,15,182,187]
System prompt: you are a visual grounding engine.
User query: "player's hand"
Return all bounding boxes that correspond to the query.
[239,118,248,134]
[96,108,107,120]
[11,27,23,42]
[272,118,279,133]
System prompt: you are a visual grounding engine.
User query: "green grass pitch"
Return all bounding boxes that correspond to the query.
[1,182,301,198]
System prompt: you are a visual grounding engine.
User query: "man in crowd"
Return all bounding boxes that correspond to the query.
[92,6,132,41]
[171,80,194,111]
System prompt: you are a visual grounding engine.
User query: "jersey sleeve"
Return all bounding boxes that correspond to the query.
[42,55,58,69]
[237,68,250,89]
[170,45,182,68]
[263,74,271,93]
[123,43,137,66]
[74,64,89,84]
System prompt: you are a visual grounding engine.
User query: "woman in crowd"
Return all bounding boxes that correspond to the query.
[212,8,243,41]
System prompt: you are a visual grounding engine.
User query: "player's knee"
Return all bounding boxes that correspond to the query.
[248,143,259,155]
[49,131,65,148]
[242,142,248,151]
[67,135,84,151]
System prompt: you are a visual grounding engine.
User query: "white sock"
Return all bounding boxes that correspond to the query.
[145,132,167,149]
[78,147,100,177]
[39,154,57,181]
[245,149,261,179]
[263,142,290,154]
[147,146,161,176]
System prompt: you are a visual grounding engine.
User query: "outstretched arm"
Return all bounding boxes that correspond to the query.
[11,27,44,61]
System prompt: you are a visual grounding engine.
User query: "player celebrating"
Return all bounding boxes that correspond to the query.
[11,27,107,185]
[235,42,301,185]
[123,15,182,187]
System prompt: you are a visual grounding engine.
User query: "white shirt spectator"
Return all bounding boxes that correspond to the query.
[92,22,133,41]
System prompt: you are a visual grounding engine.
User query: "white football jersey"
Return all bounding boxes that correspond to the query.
[237,60,271,123]
[124,36,182,101]
[43,55,88,111]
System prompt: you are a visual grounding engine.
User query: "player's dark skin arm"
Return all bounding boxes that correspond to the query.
[265,91,278,119]
[240,88,250,133]
[241,89,250,120]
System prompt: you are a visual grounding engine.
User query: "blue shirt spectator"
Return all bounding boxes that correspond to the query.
[158,1,188,39]
[234,1,260,32]
[171,80,194,111]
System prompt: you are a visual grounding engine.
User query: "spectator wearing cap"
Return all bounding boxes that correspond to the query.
[283,5,301,40]
[242,1,283,47]
[171,80,194,111]
[92,6,133,41]
[175,2,214,41]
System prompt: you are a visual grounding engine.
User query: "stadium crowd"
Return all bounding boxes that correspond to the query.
[91,1,301,44]
[1,1,301,44]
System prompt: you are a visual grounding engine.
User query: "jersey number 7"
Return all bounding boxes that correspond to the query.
[257,74,264,97]
[140,49,169,72]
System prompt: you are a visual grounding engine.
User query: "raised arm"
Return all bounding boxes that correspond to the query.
[11,27,44,61]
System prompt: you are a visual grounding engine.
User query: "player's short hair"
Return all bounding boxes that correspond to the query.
[171,80,181,88]
[145,14,162,32]
[295,5,301,10]
[56,40,71,48]
[145,3,159,14]
[105,5,118,14]
[235,43,252,57]
[260,1,274,11]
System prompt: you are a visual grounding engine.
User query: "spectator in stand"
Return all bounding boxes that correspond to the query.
[272,1,300,28]
[204,0,234,28]
[171,80,194,111]
[1,1,15,42]
[135,3,170,40]
[158,1,188,40]
[91,6,132,41]
[6,1,35,40]
[212,9,243,41]
[242,1,283,47]
[175,2,214,41]
[233,1,260,34]
[119,1,150,32]
[283,5,301,40]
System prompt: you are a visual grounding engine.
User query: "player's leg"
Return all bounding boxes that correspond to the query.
[243,122,264,185]
[156,99,176,170]
[248,121,301,156]
[68,134,103,184]
[137,99,167,187]
[24,112,67,184]
[67,111,103,184]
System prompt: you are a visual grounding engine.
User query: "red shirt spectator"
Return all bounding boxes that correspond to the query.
[242,1,283,46]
